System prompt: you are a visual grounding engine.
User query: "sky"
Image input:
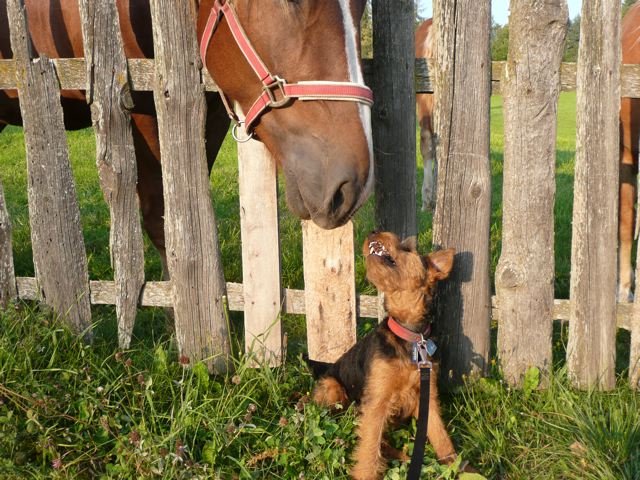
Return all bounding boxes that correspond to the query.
[418,0,583,25]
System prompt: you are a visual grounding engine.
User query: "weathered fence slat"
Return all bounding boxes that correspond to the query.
[432,0,492,383]
[567,0,620,390]
[7,0,92,334]
[149,0,230,373]
[303,221,357,362]
[79,0,145,349]
[0,179,16,307]
[495,1,568,386]
[238,139,283,366]
[371,0,416,239]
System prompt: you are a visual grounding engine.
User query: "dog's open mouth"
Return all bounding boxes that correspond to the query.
[368,241,396,265]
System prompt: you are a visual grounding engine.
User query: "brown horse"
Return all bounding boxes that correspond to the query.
[0,0,373,270]
[415,18,435,212]
[619,3,640,302]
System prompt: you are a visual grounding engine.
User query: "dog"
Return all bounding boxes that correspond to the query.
[311,231,463,479]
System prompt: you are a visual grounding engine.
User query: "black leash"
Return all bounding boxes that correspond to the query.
[407,363,431,479]
[386,317,436,479]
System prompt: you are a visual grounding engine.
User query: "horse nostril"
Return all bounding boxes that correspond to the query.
[330,183,346,212]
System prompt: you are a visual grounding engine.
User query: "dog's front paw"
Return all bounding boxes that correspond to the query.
[351,459,384,480]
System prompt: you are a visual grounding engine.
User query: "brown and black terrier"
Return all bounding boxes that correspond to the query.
[311,231,461,479]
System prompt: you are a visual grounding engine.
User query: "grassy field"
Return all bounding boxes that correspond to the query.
[0,92,639,479]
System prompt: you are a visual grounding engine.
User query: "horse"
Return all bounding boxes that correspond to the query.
[0,0,374,273]
[619,2,640,302]
[415,18,435,212]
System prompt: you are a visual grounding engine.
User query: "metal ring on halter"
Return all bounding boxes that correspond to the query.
[232,121,254,143]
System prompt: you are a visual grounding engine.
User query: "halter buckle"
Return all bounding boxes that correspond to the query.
[263,77,292,109]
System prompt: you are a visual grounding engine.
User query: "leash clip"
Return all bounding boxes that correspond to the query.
[413,335,434,369]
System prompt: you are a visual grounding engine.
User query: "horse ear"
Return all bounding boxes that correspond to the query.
[426,248,455,281]
[401,236,417,251]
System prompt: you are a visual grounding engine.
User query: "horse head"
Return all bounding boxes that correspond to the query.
[198,0,373,229]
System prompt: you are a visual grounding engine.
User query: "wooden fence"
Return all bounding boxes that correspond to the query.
[0,0,639,390]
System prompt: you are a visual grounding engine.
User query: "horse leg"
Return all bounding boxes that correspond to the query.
[619,97,639,302]
[131,93,229,280]
[130,111,168,279]
[204,92,231,172]
[421,126,436,212]
[418,93,436,213]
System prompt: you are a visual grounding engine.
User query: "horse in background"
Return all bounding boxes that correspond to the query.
[0,0,374,272]
[416,18,436,212]
[619,2,640,302]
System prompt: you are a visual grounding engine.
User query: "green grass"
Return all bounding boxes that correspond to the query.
[1,92,639,479]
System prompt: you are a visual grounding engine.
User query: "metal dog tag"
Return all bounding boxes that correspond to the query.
[426,339,437,357]
[411,343,419,363]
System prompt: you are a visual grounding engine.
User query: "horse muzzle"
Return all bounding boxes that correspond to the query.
[281,146,372,230]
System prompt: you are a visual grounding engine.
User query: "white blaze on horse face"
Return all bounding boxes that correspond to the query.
[338,0,374,208]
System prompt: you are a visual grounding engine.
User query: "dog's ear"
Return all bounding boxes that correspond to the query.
[426,248,455,281]
[401,236,417,251]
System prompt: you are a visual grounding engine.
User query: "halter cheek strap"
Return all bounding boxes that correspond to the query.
[200,0,374,140]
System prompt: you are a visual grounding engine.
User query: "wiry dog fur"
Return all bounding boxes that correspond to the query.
[312,231,463,479]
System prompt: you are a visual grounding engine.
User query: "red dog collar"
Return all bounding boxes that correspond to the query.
[387,316,431,343]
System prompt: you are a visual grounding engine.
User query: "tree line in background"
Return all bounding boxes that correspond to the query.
[360,0,637,62]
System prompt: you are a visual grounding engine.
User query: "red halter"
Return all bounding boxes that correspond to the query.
[200,0,374,141]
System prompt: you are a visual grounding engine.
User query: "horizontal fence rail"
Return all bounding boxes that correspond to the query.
[4,59,640,97]
[11,276,636,331]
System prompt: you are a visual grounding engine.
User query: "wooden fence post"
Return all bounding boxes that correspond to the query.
[495,0,568,386]
[0,179,16,307]
[432,0,492,384]
[567,0,620,390]
[149,0,230,373]
[7,0,92,335]
[371,0,416,239]
[238,139,282,366]
[78,0,145,349]
[303,221,357,362]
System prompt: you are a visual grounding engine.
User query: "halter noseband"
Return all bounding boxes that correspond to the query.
[200,0,374,142]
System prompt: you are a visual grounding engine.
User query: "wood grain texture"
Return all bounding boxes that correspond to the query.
[495,0,568,386]
[371,0,416,239]
[238,139,282,366]
[79,0,145,349]
[150,0,230,373]
[7,0,92,335]
[567,0,620,390]
[0,180,16,307]
[432,0,492,384]
[302,221,357,362]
